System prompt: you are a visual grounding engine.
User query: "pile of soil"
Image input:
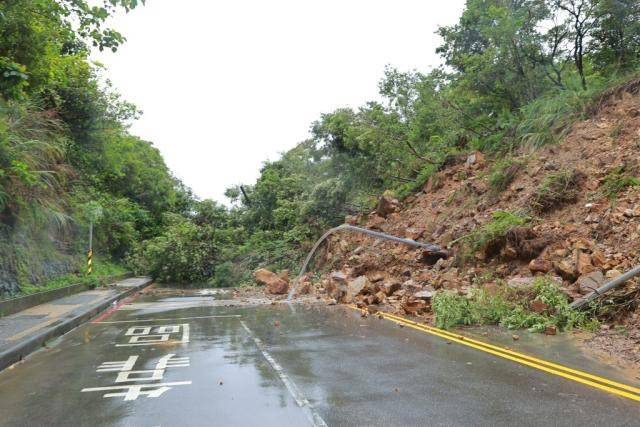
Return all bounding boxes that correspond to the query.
[265,81,640,369]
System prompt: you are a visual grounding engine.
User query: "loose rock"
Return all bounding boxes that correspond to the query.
[254,268,289,295]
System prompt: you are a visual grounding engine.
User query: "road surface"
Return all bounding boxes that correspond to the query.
[0,287,638,426]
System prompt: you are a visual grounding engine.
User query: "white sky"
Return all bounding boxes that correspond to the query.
[94,0,465,203]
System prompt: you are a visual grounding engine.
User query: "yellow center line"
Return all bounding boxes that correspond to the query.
[380,311,640,394]
[347,305,640,402]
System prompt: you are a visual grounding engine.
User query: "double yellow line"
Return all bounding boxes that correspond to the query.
[349,306,640,402]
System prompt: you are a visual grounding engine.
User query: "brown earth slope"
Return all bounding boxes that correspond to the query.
[282,80,640,369]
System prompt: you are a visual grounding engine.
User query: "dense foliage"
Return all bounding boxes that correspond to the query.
[2,0,640,291]
[0,0,189,294]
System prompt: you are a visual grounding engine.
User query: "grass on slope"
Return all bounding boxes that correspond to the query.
[7,259,128,299]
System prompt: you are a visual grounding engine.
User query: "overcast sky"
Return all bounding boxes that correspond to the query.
[94,0,465,203]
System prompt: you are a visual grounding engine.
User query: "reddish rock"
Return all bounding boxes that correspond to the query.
[413,290,434,300]
[605,269,622,280]
[544,325,557,335]
[374,291,387,304]
[381,281,402,296]
[530,299,548,314]
[345,215,358,225]
[529,258,552,274]
[577,271,605,295]
[331,284,347,302]
[346,276,370,303]
[254,268,289,295]
[368,215,386,231]
[277,269,290,282]
[376,195,400,218]
[554,259,578,281]
[401,279,422,292]
[576,251,595,275]
[296,281,312,295]
[405,227,425,240]
[401,299,428,315]
[330,271,348,283]
[591,250,606,268]
[369,272,385,283]
[465,151,485,166]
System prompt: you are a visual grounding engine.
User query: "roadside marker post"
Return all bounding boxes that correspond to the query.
[87,220,93,275]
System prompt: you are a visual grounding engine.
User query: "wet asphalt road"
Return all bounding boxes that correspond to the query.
[0,288,639,426]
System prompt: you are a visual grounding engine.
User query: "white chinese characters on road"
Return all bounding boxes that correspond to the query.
[116,323,190,347]
[82,353,191,401]
[81,323,192,401]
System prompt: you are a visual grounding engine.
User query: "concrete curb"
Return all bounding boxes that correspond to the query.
[0,272,133,317]
[0,277,152,372]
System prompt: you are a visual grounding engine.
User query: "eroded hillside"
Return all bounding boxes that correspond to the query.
[289,79,640,369]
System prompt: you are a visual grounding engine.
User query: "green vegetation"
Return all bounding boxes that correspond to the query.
[531,170,583,213]
[452,210,531,259]
[599,165,640,199]
[433,277,599,332]
[0,0,187,296]
[2,0,640,293]
[488,159,521,193]
[11,259,126,298]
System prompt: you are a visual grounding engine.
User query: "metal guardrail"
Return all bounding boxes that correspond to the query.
[570,265,640,309]
[287,224,444,301]
[286,223,640,309]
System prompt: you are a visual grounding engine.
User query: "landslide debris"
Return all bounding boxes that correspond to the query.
[254,268,289,295]
[278,81,640,370]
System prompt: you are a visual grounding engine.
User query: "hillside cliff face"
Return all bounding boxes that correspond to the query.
[0,226,81,294]
[295,79,640,368]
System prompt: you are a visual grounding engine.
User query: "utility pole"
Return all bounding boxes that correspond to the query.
[240,185,251,205]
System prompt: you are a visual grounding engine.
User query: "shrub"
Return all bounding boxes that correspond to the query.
[433,277,598,332]
[488,159,521,193]
[599,165,639,199]
[530,169,583,213]
[514,79,606,148]
[451,210,531,260]
[127,217,219,284]
[500,278,594,332]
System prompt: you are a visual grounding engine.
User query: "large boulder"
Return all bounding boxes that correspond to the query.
[375,196,400,218]
[346,276,370,303]
[529,257,552,274]
[254,268,289,295]
[576,271,605,295]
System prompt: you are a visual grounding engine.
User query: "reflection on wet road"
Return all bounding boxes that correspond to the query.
[0,288,638,426]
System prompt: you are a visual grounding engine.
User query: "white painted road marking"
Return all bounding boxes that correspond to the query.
[81,382,192,401]
[240,321,328,427]
[116,324,190,347]
[84,353,192,400]
[97,356,138,372]
[95,315,241,324]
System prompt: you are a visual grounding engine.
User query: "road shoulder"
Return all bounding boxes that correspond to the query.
[0,277,152,372]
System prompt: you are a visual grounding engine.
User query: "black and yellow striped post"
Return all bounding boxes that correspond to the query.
[87,221,93,275]
[87,248,93,275]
